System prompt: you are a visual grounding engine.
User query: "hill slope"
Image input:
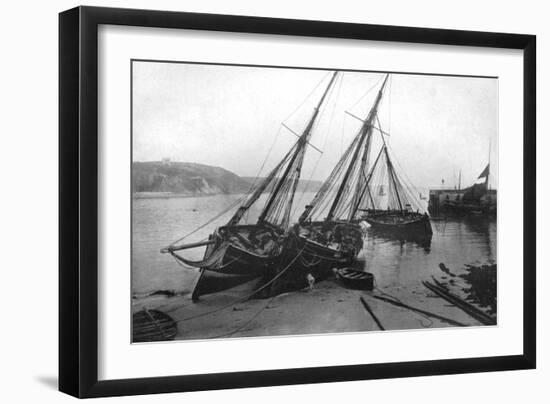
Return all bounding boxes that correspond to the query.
[132,161,251,195]
[133,162,323,196]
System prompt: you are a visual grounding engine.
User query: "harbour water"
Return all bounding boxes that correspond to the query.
[132,192,496,297]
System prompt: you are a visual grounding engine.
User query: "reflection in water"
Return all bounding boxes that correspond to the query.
[367,229,433,252]
[359,216,496,291]
[132,193,496,296]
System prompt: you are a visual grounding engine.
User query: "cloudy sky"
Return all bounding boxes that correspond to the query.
[132,61,498,189]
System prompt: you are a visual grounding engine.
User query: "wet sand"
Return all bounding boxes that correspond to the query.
[133,276,485,342]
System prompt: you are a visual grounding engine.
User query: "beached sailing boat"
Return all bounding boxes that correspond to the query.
[289,75,391,271]
[161,72,339,300]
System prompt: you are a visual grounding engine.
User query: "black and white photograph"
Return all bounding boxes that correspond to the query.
[131,61,498,342]
[0,0,544,401]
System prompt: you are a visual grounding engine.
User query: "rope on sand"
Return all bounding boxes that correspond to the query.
[172,247,306,323]
[208,295,277,339]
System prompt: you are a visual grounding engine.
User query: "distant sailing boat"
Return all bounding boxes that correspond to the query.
[290,75,391,270]
[161,72,339,300]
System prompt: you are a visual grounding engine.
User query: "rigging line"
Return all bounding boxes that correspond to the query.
[246,125,284,190]
[259,72,338,224]
[168,196,246,247]
[169,145,289,245]
[281,71,332,124]
[340,73,347,156]
[326,75,389,221]
[242,125,289,225]
[386,144,424,211]
[388,75,393,137]
[169,76,329,245]
[171,247,306,322]
[207,295,277,339]
[170,127,287,246]
[374,114,423,211]
[291,73,344,219]
[281,73,339,153]
[349,74,385,111]
[177,127,290,244]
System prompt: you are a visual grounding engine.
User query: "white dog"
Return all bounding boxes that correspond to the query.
[306,273,315,291]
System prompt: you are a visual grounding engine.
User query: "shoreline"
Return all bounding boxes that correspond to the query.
[133,276,489,341]
[133,191,241,200]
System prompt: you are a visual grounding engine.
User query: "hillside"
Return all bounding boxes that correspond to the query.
[132,161,323,196]
[132,161,251,195]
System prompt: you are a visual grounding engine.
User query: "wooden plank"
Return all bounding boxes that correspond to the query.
[359,297,385,330]
[422,281,496,325]
[373,295,467,327]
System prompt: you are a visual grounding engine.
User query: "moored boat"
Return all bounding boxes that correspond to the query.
[362,208,432,235]
[357,135,432,237]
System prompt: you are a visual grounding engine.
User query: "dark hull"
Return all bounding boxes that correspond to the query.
[191,225,284,301]
[290,221,364,274]
[363,212,433,236]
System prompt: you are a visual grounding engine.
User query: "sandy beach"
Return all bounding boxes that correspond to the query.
[132,274,487,342]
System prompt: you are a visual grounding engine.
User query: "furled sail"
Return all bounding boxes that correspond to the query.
[359,142,424,213]
[230,71,339,230]
[298,74,389,224]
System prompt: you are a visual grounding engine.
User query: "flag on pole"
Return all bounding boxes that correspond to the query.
[477,164,490,179]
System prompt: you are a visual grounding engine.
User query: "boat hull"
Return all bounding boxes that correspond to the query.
[191,225,284,300]
[290,221,365,274]
[362,211,433,236]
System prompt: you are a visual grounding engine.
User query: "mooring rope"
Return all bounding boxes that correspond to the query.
[169,247,306,323]
[207,295,277,339]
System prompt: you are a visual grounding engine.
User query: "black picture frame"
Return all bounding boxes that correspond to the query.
[59,5,536,398]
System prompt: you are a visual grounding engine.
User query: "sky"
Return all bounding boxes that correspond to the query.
[132,61,498,189]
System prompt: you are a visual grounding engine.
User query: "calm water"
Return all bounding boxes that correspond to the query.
[132,192,496,295]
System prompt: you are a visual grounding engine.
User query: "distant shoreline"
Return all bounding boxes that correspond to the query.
[133,191,245,200]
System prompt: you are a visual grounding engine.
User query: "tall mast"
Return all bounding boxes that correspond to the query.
[326,74,389,222]
[458,169,462,190]
[356,145,385,211]
[486,139,491,190]
[385,147,403,212]
[258,71,338,225]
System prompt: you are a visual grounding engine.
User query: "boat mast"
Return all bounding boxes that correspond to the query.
[385,146,403,212]
[326,74,389,222]
[356,145,385,210]
[257,71,338,225]
[486,139,491,190]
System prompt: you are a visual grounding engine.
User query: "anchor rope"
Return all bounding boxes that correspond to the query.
[168,247,307,322]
